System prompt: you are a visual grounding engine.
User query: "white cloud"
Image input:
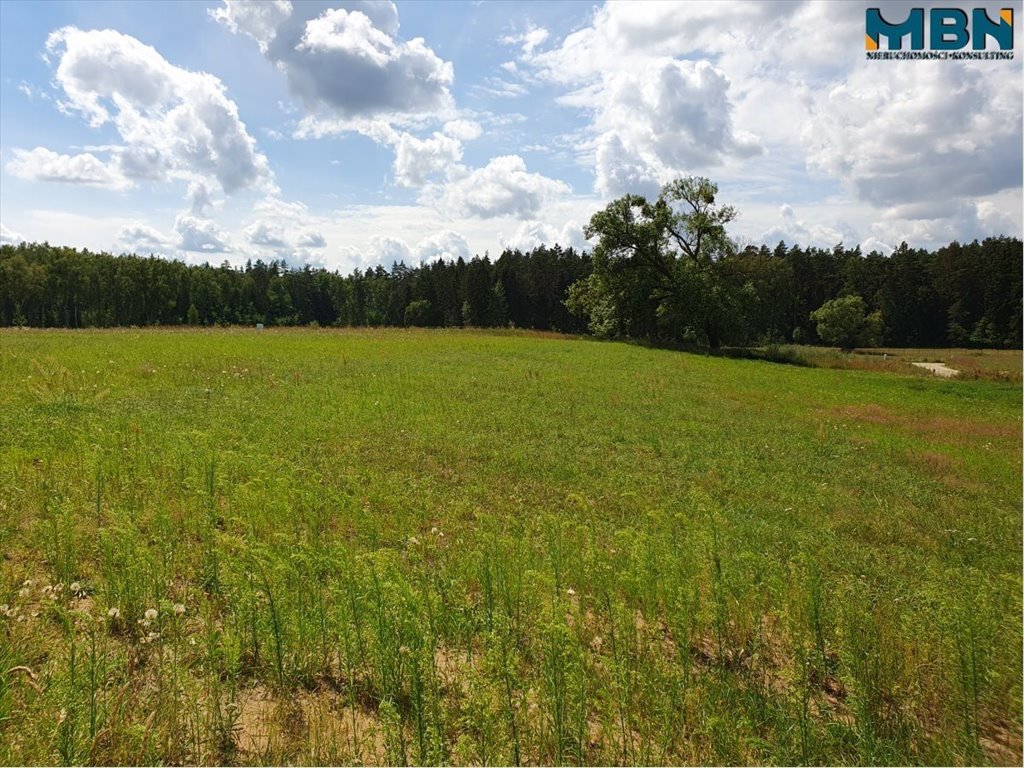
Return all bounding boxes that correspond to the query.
[392,131,463,186]
[760,203,847,249]
[499,219,588,252]
[593,134,662,200]
[214,0,454,127]
[175,214,231,253]
[187,180,215,216]
[442,119,482,141]
[501,25,550,57]
[427,155,571,219]
[574,57,764,198]
[804,61,1022,210]
[860,237,894,256]
[1,223,26,245]
[117,221,173,252]
[6,147,131,190]
[514,7,764,199]
[368,235,412,263]
[414,230,470,263]
[208,0,292,53]
[297,230,327,248]
[36,26,272,197]
[245,221,288,248]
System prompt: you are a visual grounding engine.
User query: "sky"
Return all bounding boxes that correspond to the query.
[0,0,1021,272]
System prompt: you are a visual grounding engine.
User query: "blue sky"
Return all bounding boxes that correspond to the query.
[1,0,1021,271]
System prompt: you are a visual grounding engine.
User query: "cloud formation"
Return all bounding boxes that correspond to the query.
[427,155,571,220]
[40,26,273,198]
[7,147,131,190]
[117,222,174,252]
[213,0,454,128]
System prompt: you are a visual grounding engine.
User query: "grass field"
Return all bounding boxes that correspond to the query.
[1,328,1020,766]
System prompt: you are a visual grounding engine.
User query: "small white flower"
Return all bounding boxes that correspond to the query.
[566,587,577,597]
[107,607,120,619]
[173,603,185,615]
[144,608,158,621]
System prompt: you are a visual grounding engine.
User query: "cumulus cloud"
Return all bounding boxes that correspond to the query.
[442,119,482,142]
[187,181,215,216]
[209,0,291,53]
[568,58,763,199]
[593,134,662,201]
[414,230,470,262]
[117,222,173,252]
[175,215,231,253]
[499,219,588,252]
[6,147,131,190]
[392,130,463,186]
[510,6,764,199]
[804,62,1022,210]
[1,223,26,245]
[237,196,330,260]
[760,203,849,249]
[213,0,454,128]
[245,221,288,248]
[29,26,272,199]
[297,230,327,248]
[368,234,412,263]
[427,155,570,219]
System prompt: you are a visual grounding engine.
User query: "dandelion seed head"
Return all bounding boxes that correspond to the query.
[144,608,158,621]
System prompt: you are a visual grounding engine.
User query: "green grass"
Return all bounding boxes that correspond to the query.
[1,327,1020,765]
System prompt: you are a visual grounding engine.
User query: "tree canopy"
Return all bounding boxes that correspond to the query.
[1,185,1020,350]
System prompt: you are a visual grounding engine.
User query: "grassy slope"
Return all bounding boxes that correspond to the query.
[0,328,1020,765]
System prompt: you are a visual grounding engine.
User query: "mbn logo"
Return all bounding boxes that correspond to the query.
[866,7,1014,50]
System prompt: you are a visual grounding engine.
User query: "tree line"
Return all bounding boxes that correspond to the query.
[0,242,592,334]
[1,182,1020,349]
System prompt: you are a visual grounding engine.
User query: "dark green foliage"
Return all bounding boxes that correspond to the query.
[0,244,592,334]
[0,229,1020,348]
[811,295,870,351]
[567,177,1022,349]
[404,299,432,327]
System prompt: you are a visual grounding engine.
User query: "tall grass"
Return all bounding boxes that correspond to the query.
[0,327,1019,765]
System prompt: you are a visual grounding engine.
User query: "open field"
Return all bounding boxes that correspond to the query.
[0,328,1021,765]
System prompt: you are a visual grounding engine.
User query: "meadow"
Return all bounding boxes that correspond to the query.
[0,327,1020,766]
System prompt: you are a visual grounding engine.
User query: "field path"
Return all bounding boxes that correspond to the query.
[912,361,960,377]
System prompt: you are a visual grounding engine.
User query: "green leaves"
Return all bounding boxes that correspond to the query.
[570,176,742,347]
